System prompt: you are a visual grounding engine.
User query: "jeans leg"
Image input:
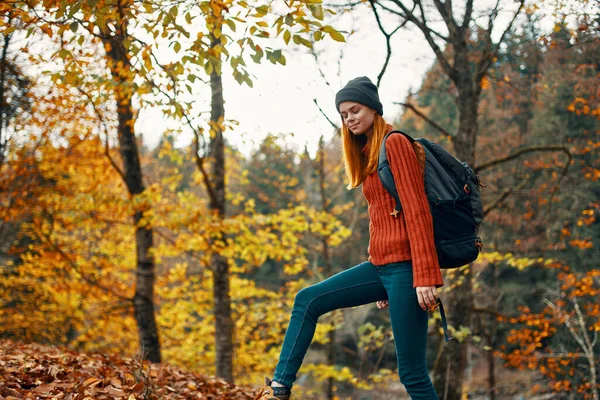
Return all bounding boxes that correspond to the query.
[273,261,387,388]
[379,261,439,400]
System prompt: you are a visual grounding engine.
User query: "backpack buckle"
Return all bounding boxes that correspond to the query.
[475,237,483,250]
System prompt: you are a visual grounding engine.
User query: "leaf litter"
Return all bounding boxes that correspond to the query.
[0,340,253,399]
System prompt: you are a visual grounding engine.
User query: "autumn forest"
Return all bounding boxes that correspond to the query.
[0,0,598,399]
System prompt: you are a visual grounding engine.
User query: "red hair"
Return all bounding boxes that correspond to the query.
[341,113,391,189]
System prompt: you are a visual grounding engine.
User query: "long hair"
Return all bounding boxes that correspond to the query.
[341,113,391,189]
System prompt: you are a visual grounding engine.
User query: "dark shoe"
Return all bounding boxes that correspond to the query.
[254,377,291,400]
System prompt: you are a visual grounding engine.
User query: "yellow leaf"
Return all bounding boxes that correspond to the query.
[328,30,345,42]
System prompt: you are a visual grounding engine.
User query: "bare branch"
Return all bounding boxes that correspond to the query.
[152,226,214,273]
[77,87,127,184]
[370,0,410,87]
[474,145,570,173]
[472,307,508,319]
[394,101,454,139]
[477,0,526,81]
[544,298,591,360]
[462,0,473,29]
[41,227,131,301]
[309,46,332,90]
[545,145,572,227]
[483,176,530,218]
[432,0,458,37]
[573,298,597,363]
[133,48,219,208]
[313,99,339,130]
[493,0,525,57]
[387,0,456,80]
[476,0,501,85]
[372,1,449,41]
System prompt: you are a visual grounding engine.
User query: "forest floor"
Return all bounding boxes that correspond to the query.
[0,340,254,399]
[0,339,559,400]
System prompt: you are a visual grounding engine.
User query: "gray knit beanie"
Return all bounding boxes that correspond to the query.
[335,76,383,116]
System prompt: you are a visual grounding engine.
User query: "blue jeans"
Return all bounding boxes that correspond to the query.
[272,260,439,399]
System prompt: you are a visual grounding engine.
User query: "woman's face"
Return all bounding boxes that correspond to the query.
[339,101,376,137]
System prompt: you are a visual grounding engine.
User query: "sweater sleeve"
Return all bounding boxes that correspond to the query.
[385,134,444,288]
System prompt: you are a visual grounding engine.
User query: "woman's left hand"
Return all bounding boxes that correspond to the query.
[416,286,439,311]
[376,300,389,309]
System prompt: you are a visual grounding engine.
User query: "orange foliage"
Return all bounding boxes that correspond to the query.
[496,264,600,398]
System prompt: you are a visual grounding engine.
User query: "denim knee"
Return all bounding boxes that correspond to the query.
[398,363,430,388]
[292,286,322,320]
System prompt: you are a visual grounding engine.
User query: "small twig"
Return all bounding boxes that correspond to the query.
[313,98,338,130]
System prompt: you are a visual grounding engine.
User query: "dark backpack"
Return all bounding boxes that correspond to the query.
[378,130,485,269]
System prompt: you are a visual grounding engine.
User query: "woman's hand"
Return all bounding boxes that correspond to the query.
[377,286,439,311]
[416,286,439,312]
[376,300,389,309]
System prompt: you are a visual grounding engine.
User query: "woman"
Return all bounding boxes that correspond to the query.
[255,76,443,400]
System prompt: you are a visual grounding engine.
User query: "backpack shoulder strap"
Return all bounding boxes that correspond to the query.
[377,130,416,214]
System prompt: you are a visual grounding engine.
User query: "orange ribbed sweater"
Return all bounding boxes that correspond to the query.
[361,126,444,288]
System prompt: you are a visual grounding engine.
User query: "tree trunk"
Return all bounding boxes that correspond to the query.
[209,60,234,383]
[432,77,479,399]
[0,25,11,168]
[488,262,499,400]
[103,28,161,363]
[318,136,335,399]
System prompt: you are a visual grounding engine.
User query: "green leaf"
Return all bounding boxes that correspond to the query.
[308,5,324,20]
[251,47,263,63]
[328,30,345,42]
[58,49,71,59]
[283,30,291,45]
[293,35,313,48]
[254,5,269,17]
[225,19,236,32]
[174,42,181,53]
[69,22,78,33]
[185,12,193,24]
[273,50,286,66]
[204,60,214,75]
[67,3,81,18]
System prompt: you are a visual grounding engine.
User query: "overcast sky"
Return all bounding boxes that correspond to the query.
[135,3,442,159]
[10,1,583,159]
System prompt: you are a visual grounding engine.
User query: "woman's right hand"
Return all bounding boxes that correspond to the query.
[376,300,389,309]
